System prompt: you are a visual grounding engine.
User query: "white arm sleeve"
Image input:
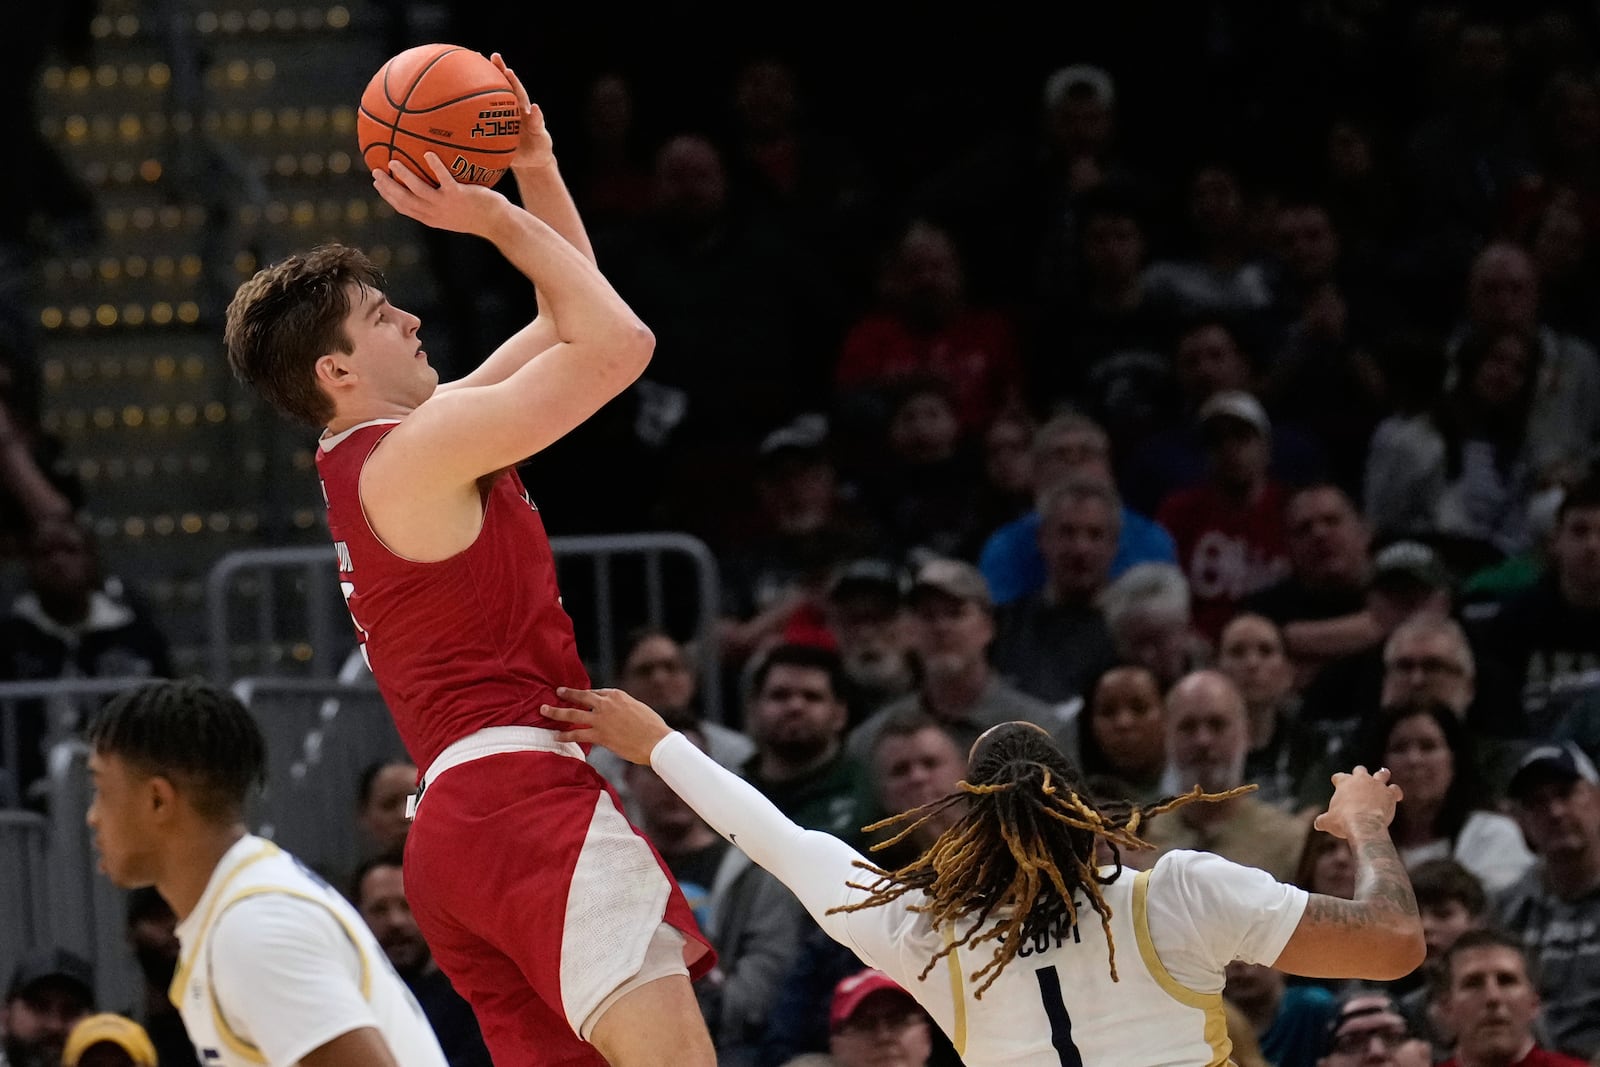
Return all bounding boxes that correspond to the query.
[208,895,380,1067]
[651,731,917,968]
[1143,850,1310,995]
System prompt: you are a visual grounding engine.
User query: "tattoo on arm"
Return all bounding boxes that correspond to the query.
[1303,821,1419,930]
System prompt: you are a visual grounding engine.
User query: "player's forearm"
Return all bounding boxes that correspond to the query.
[651,733,872,932]
[1346,818,1422,932]
[0,437,73,526]
[477,201,646,352]
[513,160,595,266]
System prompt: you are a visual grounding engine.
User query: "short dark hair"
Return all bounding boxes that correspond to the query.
[86,678,267,821]
[1558,474,1600,524]
[750,643,846,702]
[224,243,387,426]
[1409,858,1487,918]
[870,709,960,759]
[1442,928,1534,987]
[356,758,415,811]
[348,848,406,905]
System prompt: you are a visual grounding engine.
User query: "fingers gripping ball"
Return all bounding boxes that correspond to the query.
[358,43,520,188]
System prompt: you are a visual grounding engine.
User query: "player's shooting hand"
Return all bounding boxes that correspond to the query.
[372,154,507,235]
[1314,765,1404,840]
[489,53,553,170]
[543,686,674,765]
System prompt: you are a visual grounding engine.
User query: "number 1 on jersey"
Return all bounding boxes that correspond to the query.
[1035,965,1084,1067]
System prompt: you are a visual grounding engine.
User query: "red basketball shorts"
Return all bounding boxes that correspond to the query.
[404,747,715,1066]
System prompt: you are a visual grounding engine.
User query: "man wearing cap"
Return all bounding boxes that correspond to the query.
[1496,741,1600,1060]
[1315,992,1431,1067]
[60,1013,158,1067]
[845,558,1063,764]
[2,948,95,1067]
[823,559,917,722]
[1156,388,1293,641]
[825,970,935,1067]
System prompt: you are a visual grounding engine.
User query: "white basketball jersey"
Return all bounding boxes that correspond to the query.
[893,868,1231,1067]
[172,836,448,1067]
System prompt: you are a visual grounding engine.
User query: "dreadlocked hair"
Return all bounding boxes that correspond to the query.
[832,722,1253,996]
[87,677,267,821]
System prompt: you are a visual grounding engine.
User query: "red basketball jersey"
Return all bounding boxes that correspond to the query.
[316,419,590,768]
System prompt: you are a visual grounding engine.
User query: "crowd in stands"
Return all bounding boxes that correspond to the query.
[7,2,1600,1065]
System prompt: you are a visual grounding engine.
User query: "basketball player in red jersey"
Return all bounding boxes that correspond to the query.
[222,55,716,1067]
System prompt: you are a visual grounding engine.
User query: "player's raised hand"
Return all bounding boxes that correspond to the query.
[543,686,675,765]
[1314,765,1404,840]
[372,153,507,235]
[490,52,554,170]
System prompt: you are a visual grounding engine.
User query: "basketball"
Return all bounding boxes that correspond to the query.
[357,43,521,188]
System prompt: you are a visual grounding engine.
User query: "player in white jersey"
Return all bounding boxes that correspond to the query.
[85,678,448,1067]
[544,689,1426,1067]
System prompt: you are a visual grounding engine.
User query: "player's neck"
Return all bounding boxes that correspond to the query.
[324,398,414,437]
[158,823,249,921]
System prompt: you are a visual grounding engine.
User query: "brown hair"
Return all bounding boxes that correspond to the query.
[833,722,1250,995]
[224,243,387,426]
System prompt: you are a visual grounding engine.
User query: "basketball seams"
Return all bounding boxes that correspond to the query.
[359,43,517,187]
[385,45,463,111]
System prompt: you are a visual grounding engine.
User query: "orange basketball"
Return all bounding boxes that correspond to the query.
[357,43,520,188]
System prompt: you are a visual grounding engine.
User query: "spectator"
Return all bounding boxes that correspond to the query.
[848,558,1062,763]
[821,559,917,725]
[60,1014,157,1067]
[818,970,936,1067]
[1364,326,1547,557]
[1225,959,1338,1067]
[990,478,1122,705]
[592,628,756,800]
[355,757,418,861]
[1380,618,1477,722]
[1097,561,1210,691]
[970,411,1036,545]
[1396,860,1489,1050]
[1475,477,1600,738]
[1356,703,1533,893]
[1315,991,1433,1067]
[1293,827,1356,901]
[0,516,172,806]
[2,948,94,1067]
[861,711,967,868]
[351,852,493,1067]
[622,724,807,1067]
[1079,664,1167,805]
[1259,194,1389,494]
[858,377,989,560]
[1042,181,1181,423]
[743,643,873,838]
[976,411,1176,607]
[719,415,886,664]
[1217,613,1316,809]
[1498,743,1600,1060]
[122,888,198,1067]
[1156,390,1293,641]
[623,627,752,762]
[1142,160,1274,325]
[1436,930,1586,1067]
[833,217,1023,435]
[1144,669,1311,881]
[1245,484,1377,674]
[1448,242,1600,481]
[1121,319,1325,513]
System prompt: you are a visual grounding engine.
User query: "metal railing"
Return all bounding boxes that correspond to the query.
[205,532,726,720]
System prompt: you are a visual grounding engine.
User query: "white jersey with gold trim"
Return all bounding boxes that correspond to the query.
[172,835,447,1067]
[650,733,1310,1067]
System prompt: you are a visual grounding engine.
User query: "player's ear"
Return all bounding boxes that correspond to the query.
[315,352,355,389]
[147,774,179,820]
